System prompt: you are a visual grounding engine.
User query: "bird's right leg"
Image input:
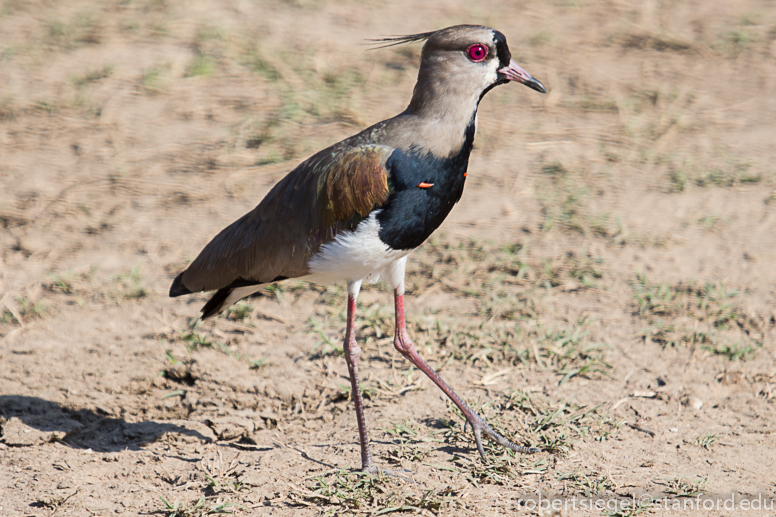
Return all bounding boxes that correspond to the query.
[383,259,538,460]
[343,280,377,474]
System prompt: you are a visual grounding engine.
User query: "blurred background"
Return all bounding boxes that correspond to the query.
[1,0,775,515]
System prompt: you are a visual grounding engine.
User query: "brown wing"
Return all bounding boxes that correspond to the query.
[170,143,392,295]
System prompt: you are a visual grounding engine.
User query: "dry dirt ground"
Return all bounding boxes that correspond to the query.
[2,0,776,515]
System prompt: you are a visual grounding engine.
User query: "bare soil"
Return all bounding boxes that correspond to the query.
[2,0,776,515]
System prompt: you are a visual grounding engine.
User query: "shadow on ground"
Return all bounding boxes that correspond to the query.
[0,395,211,451]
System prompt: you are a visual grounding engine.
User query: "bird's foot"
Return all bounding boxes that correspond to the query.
[359,463,379,475]
[357,465,414,482]
[463,414,540,460]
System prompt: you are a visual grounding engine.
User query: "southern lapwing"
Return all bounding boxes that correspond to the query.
[170,25,546,473]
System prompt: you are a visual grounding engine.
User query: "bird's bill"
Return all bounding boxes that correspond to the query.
[498,59,547,94]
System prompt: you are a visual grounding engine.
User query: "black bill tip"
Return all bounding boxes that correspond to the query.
[524,77,547,94]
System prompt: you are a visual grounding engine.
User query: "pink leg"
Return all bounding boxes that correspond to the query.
[343,294,377,473]
[393,290,537,460]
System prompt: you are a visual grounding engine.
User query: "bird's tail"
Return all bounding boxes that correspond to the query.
[201,288,233,319]
[200,285,266,320]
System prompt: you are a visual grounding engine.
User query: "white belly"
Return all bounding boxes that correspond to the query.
[304,211,411,286]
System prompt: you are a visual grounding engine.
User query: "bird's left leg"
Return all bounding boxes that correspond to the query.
[384,259,537,460]
[343,280,377,474]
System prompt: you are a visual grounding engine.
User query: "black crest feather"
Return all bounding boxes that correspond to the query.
[366,30,436,50]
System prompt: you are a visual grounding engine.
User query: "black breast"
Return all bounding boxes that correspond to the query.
[377,120,475,250]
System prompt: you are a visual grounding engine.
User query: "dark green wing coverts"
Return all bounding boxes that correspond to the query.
[173,144,393,294]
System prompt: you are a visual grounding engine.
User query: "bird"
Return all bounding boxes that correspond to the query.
[170,24,546,474]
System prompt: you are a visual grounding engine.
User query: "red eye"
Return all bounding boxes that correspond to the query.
[466,44,488,62]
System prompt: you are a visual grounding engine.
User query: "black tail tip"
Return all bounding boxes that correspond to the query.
[169,274,192,297]
[200,288,231,320]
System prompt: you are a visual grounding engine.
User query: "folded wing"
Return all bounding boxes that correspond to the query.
[170,143,393,298]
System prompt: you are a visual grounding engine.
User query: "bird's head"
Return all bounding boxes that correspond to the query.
[421,25,546,95]
[375,25,546,114]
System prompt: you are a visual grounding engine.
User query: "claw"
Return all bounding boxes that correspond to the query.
[359,467,414,482]
[466,415,540,461]
[473,426,487,459]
